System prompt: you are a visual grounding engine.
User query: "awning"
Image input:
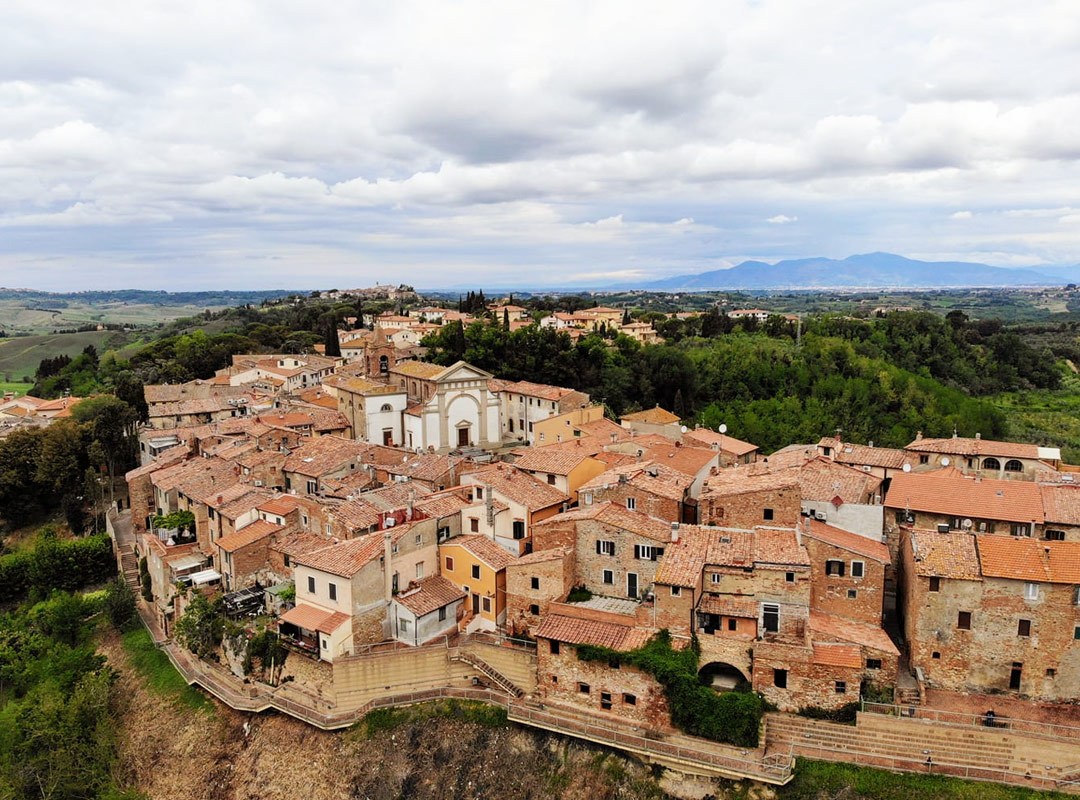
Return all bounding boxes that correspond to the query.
[169,554,207,572]
[279,603,350,634]
[189,569,222,586]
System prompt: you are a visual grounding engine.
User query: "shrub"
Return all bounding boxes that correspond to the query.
[174,592,224,659]
[798,702,860,724]
[104,577,137,630]
[0,530,116,600]
[566,585,593,602]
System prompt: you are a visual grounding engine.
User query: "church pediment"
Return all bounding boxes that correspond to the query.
[436,360,493,383]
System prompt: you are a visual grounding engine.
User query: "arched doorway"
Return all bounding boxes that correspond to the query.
[699,661,750,692]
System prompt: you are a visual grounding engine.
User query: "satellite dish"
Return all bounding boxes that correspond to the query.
[680,425,687,434]
[941,457,951,467]
[902,463,912,473]
[718,424,728,434]
[403,455,409,462]
[963,518,973,529]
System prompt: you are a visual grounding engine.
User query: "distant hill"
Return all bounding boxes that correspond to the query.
[645,253,1078,290]
[0,288,299,305]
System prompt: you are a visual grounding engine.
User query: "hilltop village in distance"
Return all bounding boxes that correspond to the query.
[7,284,1066,794]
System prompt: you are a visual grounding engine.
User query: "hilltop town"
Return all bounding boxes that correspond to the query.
[74,300,1080,794]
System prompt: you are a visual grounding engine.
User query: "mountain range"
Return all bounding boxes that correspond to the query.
[644,253,1080,290]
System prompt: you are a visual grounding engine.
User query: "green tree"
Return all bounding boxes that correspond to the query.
[174,592,224,659]
[103,577,137,630]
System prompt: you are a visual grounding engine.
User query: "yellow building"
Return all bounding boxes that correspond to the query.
[439,535,516,631]
[532,405,606,446]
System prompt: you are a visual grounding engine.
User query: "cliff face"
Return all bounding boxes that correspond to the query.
[102,633,676,800]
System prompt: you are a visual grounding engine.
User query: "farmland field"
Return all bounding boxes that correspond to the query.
[0,331,134,381]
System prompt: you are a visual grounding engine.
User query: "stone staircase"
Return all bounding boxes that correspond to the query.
[120,545,140,589]
[451,650,524,697]
[895,686,921,706]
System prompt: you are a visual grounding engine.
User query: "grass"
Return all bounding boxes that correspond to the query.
[991,369,1080,463]
[0,381,30,397]
[120,626,214,713]
[779,759,1074,800]
[0,330,128,380]
[353,699,507,739]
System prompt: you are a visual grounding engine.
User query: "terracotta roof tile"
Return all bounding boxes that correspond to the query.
[580,461,691,502]
[908,530,982,580]
[393,575,465,617]
[818,437,908,470]
[1041,484,1080,525]
[283,437,373,478]
[415,493,471,519]
[654,526,711,587]
[698,595,758,618]
[533,614,650,651]
[384,454,465,482]
[802,521,890,563]
[390,361,446,379]
[809,610,899,656]
[489,379,579,402]
[442,535,517,571]
[295,533,386,577]
[279,603,350,633]
[465,463,568,510]
[511,447,597,476]
[620,407,681,425]
[216,519,283,552]
[886,469,1043,524]
[753,527,810,566]
[905,437,1043,459]
[976,535,1080,584]
[812,643,863,669]
[533,502,674,542]
[258,495,303,516]
[639,443,718,478]
[272,531,335,558]
[511,547,571,566]
[684,428,759,456]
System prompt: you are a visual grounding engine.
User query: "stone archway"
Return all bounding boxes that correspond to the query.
[699,661,750,692]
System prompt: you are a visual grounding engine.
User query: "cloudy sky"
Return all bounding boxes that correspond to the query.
[3,0,1080,290]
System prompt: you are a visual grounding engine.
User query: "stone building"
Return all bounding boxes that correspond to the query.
[579,461,695,524]
[505,547,575,635]
[904,433,1061,479]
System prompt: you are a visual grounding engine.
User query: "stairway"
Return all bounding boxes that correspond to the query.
[452,651,524,697]
[121,545,140,589]
[895,686,921,706]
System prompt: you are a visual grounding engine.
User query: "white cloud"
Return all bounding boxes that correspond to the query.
[1,0,1080,289]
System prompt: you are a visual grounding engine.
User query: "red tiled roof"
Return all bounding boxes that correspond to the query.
[654,526,711,587]
[639,443,718,478]
[279,604,350,634]
[684,428,759,456]
[465,463,568,510]
[216,519,283,552]
[620,407,680,425]
[908,530,982,580]
[511,447,597,476]
[802,521,890,563]
[817,437,908,470]
[886,468,1044,524]
[976,536,1080,584]
[580,461,691,502]
[697,595,758,618]
[511,547,570,566]
[533,502,673,543]
[905,436,1042,459]
[489,379,579,402]
[442,535,517,571]
[533,614,651,651]
[294,534,384,577]
[259,495,303,516]
[753,527,810,566]
[393,576,465,617]
[283,437,372,478]
[809,610,899,656]
[812,643,863,669]
[1040,484,1080,525]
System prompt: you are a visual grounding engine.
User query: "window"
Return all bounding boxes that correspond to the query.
[763,603,780,633]
[328,582,337,601]
[596,540,615,556]
[600,691,612,710]
[583,492,593,505]
[445,556,455,571]
[957,611,972,630]
[1018,619,1031,636]
[399,618,409,633]
[512,520,525,539]
[482,597,491,613]
[325,523,332,535]
[623,693,637,706]
[438,606,446,622]
[850,561,865,578]
[932,651,941,659]
[763,508,774,521]
[727,618,737,631]
[550,640,560,655]
[773,668,787,688]
[539,433,545,442]
[471,564,481,580]
[470,518,479,533]
[785,572,795,583]
[529,604,539,615]
[578,682,590,694]
[847,589,857,599]
[306,480,317,494]
[626,497,636,511]
[1075,627,1080,640]
[919,455,929,465]
[602,569,614,585]
[1012,524,1031,537]
[551,675,557,683]
[415,533,423,546]
[1024,583,1039,600]
[475,487,484,500]
[866,658,882,670]
[307,576,315,593]
[1046,530,1066,541]
[283,554,291,568]
[1047,668,1057,678]
[321,637,327,650]
[531,577,540,590]
[634,544,664,561]
[416,562,423,579]
[547,474,556,485]
[1004,459,1024,473]
[929,576,941,592]
[301,513,308,528]
[835,681,847,694]
[671,586,681,597]
[825,560,846,577]
[711,573,721,584]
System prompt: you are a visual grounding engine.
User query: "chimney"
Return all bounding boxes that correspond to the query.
[798,516,809,546]
[975,432,981,439]
[670,522,679,543]
[217,495,223,504]
[619,472,628,484]
[915,431,923,441]
[407,488,415,519]
[384,531,393,602]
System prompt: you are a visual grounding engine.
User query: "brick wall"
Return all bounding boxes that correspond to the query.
[128,473,154,534]
[699,486,802,528]
[536,638,670,728]
[572,518,672,599]
[505,551,574,636]
[804,537,886,626]
[588,485,682,523]
[652,585,696,635]
[752,640,860,711]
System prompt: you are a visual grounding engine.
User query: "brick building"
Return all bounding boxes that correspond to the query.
[904,433,1061,480]
[505,547,575,635]
[801,520,891,626]
[579,461,694,524]
[698,472,802,529]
